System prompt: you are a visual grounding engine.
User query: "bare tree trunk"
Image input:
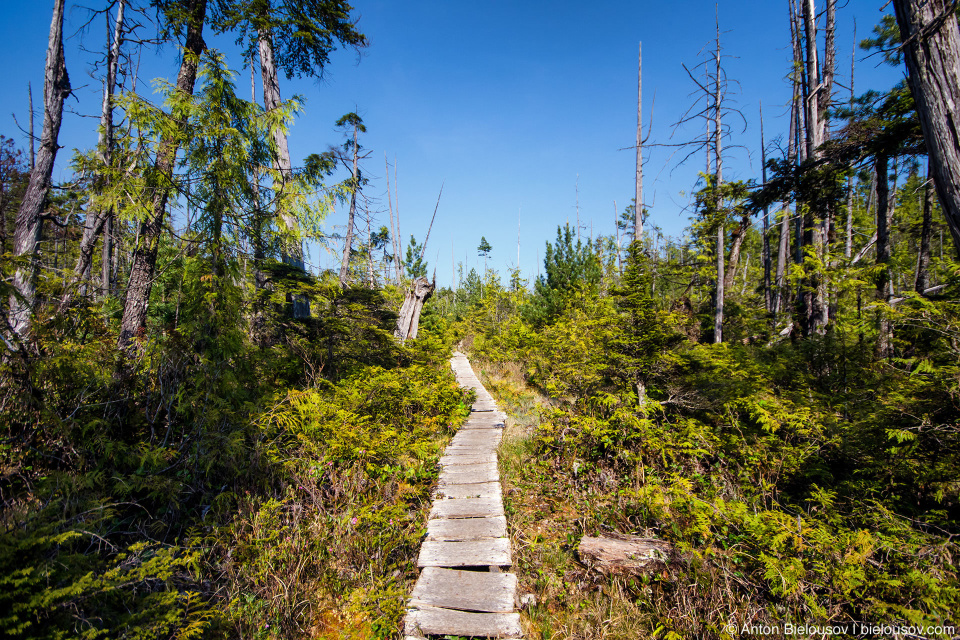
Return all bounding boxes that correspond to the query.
[915,162,934,294]
[258,28,303,262]
[875,154,893,358]
[614,200,623,277]
[724,217,749,293]
[635,42,644,242]
[69,0,126,304]
[9,0,70,341]
[774,32,800,319]
[366,212,375,287]
[798,0,829,335]
[792,0,806,266]
[893,0,960,256]
[802,0,821,158]
[818,0,836,143]
[118,0,206,347]
[28,82,35,171]
[845,22,856,260]
[761,101,771,313]
[385,153,401,282]
[339,122,359,286]
[713,14,724,344]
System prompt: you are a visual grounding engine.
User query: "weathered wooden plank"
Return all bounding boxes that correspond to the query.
[430,496,503,519]
[448,437,500,447]
[447,444,500,456]
[433,481,501,499]
[439,453,497,466]
[439,466,499,484]
[450,429,503,445]
[465,414,502,421]
[440,461,498,473]
[418,538,511,568]
[452,431,500,441]
[460,420,506,430]
[453,430,501,441]
[426,515,507,540]
[410,567,517,613]
[405,606,522,638]
[452,430,496,440]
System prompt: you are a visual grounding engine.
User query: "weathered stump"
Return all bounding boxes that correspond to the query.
[395,276,435,342]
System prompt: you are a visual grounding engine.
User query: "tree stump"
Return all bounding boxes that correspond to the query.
[395,276,435,342]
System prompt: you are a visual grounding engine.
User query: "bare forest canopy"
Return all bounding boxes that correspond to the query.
[1,0,959,637]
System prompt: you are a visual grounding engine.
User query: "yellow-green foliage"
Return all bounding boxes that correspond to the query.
[207,363,470,639]
[0,270,469,640]
[468,288,960,639]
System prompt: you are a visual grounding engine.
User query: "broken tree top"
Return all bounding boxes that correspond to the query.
[404,352,522,639]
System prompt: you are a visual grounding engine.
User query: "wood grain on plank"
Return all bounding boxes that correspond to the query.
[439,455,497,467]
[426,515,507,541]
[410,567,517,613]
[433,481,501,499]
[404,606,522,638]
[439,466,499,484]
[430,496,503,519]
[418,538,512,568]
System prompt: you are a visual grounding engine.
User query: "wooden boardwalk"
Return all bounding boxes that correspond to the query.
[404,352,522,639]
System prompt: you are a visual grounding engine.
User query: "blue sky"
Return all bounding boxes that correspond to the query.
[1,1,902,287]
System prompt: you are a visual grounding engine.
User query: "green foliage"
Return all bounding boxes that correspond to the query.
[210,0,368,80]
[403,235,427,279]
[477,236,492,258]
[525,223,603,325]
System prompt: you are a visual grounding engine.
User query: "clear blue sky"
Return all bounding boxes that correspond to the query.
[1,1,901,288]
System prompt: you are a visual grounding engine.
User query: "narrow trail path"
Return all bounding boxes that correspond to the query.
[404,352,523,639]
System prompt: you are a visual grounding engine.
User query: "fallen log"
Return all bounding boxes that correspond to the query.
[577,533,671,576]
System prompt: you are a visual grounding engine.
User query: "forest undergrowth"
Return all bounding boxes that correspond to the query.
[0,278,472,639]
[461,268,960,639]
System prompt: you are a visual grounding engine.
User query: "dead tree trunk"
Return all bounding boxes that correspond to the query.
[9,0,70,341]
[68,0,126,305]
[635,41,644,242]
[844,22,857,260]
[893,0,960,256]
[774,33,801,319]
[915,163,934,294]
[713,15,724,344]
[258,28,303,262]
[339,121,360,286]
[385,154,400,282]
[395,276,435,342]
[118,0,206,347]
[28,82,35,171]
[797,0,830,335]
[761,101,771,313]
[875,154,893,358]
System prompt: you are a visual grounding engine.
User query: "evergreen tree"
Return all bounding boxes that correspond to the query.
[404,234,427,278]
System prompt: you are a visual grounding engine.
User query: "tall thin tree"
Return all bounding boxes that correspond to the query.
[119,0,207,347]
[9,0,70,342]
[713,10,725,344]
[635,41,644,242]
